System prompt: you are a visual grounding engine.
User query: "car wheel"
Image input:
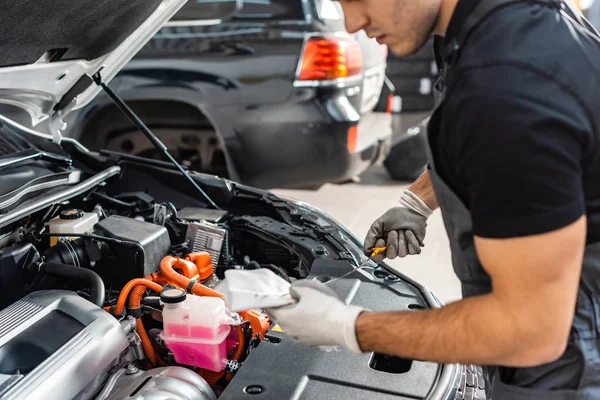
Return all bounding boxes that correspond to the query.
[383,129,428,181]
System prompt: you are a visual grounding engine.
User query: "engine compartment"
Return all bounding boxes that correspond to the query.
[0,153,453,399]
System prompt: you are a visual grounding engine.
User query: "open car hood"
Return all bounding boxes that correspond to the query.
[0,0,187,143]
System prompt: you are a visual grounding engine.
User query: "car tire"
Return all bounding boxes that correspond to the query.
[383,129,428,181]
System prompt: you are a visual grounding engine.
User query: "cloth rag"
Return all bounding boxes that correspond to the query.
[215,268,296,312]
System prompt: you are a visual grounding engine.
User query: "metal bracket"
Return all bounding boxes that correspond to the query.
[49,98,77,145]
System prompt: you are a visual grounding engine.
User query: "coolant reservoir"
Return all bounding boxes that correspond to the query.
[47,209,99,246]
[159,289,235,372]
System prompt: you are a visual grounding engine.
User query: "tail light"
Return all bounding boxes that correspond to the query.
[347,125,358,152]
[296,36,363,81]
[386,94,393,114]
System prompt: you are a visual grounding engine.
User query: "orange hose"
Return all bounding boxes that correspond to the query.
[233,325,245,361]
[160,256,222,298]
[114,278,163,315]
[185,252,213,281]
[124,281,161,365]
[172,257,199,280]
[106,277,161,366]
[136,318,157,365]
[129,284,147,313]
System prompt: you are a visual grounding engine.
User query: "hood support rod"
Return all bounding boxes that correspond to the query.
[91,72,221,210]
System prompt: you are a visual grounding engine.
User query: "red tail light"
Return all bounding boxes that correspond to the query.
[297,36,363,81]
[347,125,358,152]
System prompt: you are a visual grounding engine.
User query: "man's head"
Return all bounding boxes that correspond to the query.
[335,0,443,56]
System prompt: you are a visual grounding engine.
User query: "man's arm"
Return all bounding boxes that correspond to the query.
[356,216,585,366]
[408,170,439,211]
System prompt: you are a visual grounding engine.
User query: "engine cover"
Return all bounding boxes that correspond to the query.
[220,261,442,399]
[0,291,128,400]
[103,367,217,400]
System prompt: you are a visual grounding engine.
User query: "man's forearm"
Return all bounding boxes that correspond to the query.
[408,170,438,210]
[355,294,552,367]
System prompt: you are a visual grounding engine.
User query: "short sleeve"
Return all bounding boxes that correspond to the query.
[449,66,589,238]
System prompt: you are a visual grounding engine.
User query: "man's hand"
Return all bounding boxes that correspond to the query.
[265,217,585,367]
[355,216,586,367]
[264,280,366,353]
[364,189,432,261]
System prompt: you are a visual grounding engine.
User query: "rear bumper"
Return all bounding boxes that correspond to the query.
[234,111,392,189]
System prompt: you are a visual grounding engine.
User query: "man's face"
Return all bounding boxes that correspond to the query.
[337,0,440,56]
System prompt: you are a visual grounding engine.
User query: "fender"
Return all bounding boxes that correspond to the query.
[66,77,243,182]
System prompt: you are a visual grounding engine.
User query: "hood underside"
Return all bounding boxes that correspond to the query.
[0,0,187,129]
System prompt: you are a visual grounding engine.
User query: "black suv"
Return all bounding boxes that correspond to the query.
[65,0,394,189]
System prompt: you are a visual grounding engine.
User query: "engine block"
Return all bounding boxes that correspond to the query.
[0,291,128,400]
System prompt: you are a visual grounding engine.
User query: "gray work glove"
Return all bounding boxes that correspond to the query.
[264,279,367,353]
[364,189,432,262]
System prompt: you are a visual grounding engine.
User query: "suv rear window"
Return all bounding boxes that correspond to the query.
[172,0,306,22]
[234,0,305,21]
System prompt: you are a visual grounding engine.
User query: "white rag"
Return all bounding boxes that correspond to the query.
[215,268,296,312]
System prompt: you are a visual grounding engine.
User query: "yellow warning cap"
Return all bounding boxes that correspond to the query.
[270,324,283,332]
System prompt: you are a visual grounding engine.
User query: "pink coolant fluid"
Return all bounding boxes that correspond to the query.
[159,290,236,372]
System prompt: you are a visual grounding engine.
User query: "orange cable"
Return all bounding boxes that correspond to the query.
[114,278,163,315]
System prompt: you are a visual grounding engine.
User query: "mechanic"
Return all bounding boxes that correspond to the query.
[264,0,600,397]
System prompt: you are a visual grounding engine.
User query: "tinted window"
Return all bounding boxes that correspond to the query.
[234,0,305,21]
[171,0,240,21]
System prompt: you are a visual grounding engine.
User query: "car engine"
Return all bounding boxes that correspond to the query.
[0,184,290,399]
[0,148,462,399]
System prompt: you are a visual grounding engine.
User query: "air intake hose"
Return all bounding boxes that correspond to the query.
[38,262,105,307]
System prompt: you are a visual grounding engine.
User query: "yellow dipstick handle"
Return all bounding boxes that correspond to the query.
[323,246,388,286]
[370,246,387,258]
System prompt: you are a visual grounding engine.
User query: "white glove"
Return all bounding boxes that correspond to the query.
[399,188,434,218]
[264,279,367,353]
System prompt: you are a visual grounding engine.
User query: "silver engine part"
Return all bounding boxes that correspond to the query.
[99,366,217,400]
[0,290,128,400]
[184,221,227,267]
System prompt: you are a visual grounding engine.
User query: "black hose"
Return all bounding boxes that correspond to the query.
[242,256,291,282]
[92,192,137,208]
[242,256,261,270]
[38,262,106,307]
[39,232,145,269]
[261,264,291,283]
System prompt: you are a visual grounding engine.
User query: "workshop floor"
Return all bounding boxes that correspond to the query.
[272,165,463,305]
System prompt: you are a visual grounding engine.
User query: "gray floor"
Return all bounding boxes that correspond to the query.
[272,165,463,304]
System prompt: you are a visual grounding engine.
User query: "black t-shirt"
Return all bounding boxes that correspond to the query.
[431,0,600,243]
